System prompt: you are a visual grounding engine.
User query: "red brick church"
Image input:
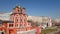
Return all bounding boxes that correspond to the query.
[0,5,34,34]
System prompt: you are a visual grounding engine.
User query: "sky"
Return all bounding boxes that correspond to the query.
[0,0,60,18]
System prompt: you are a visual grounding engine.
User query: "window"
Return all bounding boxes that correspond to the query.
[24,24,26,26]
[20,24,22,26]
[16,24,19,28]
[18,10,20,12]
[20,19,22,22]
[18,10,19,11]
[15,17,18,23]
[16,24,18,27]
[20,24,25,28]
[17,19,18,22]
[9,24,13,27]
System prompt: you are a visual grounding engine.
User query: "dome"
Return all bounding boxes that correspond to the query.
[15,5,21,8]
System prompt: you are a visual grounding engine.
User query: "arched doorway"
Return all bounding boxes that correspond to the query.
[1,32,5,34]
[0,31,5,34]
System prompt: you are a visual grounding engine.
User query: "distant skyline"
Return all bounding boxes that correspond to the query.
[0,0,60,18]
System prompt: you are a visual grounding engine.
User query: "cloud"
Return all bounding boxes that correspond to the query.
[0,12,59,24]
[0,12,12,20]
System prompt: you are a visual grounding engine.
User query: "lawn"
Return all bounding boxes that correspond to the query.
[41,28,57,34]
[55,31,60,34]
[56,26,60,29]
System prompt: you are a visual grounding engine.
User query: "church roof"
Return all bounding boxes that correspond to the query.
[0,20,13,24]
